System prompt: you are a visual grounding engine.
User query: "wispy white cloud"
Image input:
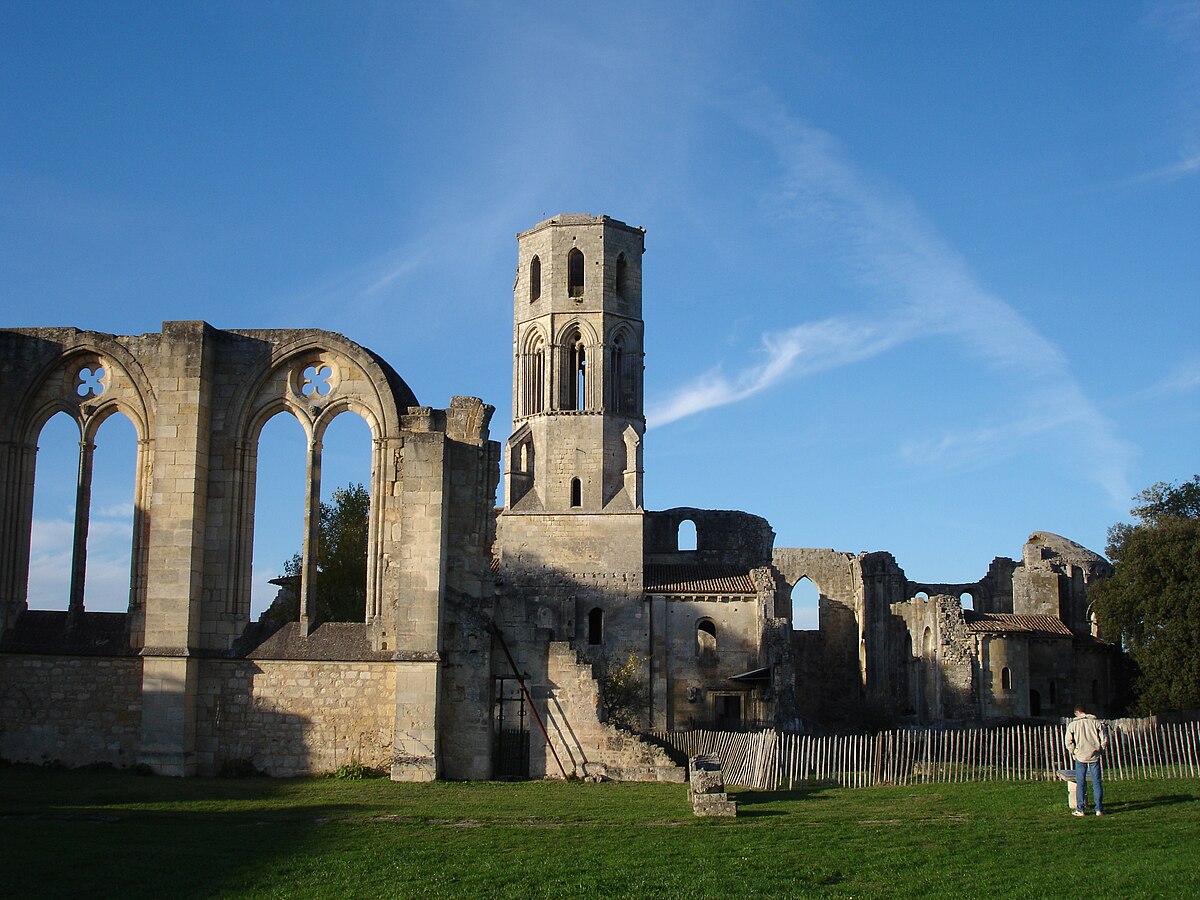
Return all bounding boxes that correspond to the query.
[1147,358,1200,395]
[649,90,1135,505]
[1117,151,1200,186]
[649,315,906,425]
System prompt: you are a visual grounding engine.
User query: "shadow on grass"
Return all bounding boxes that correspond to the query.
[728,788,830,806]
[1104,794,1200,814]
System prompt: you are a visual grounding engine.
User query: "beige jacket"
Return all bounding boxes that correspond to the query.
[1065,713,1109,763]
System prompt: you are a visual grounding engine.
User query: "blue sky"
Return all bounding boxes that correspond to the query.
[4,1,1198,622]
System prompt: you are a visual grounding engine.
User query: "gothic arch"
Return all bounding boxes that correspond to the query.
[2,336,155,633]
[225,332,414,630]
[519,325,548,417]
[17,341,154,445]
[553,319,600,348]
[605,323,640,415]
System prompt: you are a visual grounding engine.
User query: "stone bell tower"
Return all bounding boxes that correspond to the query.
[504,214,645,514]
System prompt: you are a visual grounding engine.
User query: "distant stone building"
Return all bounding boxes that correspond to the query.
[0,214,1121,780]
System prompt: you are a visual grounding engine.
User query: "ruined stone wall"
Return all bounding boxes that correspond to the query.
[194,659,397,776]
[436,400,501,780]
[645,508,774,567]
[979,635,1028,718]
[1074,642,1117,717]
[537,642,681,781]
[496,511,644,650]
[1029,639,1075,718]
[0,655,142,766]
[774,549,865,723]
[647,597,763,730]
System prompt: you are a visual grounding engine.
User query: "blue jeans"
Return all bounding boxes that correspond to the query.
[1074,759,1103,812]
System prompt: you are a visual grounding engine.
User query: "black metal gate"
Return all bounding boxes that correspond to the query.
[492,676,530,780]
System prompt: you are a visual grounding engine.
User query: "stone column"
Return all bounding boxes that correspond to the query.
[389,426,449,781]
[0,441,37,639]
[137,321,213,776]
[67,436,96,624]
[300,437,323,634]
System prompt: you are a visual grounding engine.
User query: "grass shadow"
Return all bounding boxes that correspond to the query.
[728,788,830,806]
[1104,794,1200,814]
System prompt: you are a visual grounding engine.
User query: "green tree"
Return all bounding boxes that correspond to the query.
[598,651,650,730]
[1091,476,1200,713]
[279,483,371,623]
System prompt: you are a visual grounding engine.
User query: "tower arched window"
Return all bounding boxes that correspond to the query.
[565,330,586,410]
[570,477,582,508]
[610,336,626,414]
[567,248,584,297]
[615,252,627,297]
[588,607,603,645]
[1001,666,1012,691]
[522,333,545,416]
[529,255,541,302]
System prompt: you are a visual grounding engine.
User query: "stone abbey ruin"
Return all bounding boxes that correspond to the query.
[0,214,1120,780]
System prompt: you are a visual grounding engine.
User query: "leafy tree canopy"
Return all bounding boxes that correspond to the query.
[1105,475,1200,560]
[276,483,370,624]
[1091,476,1200,714]
[598,651,650,730]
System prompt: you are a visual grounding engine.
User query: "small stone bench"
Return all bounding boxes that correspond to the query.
[689,753,737,818]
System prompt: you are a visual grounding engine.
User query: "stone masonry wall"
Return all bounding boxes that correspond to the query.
[195,659,396,776]
[0,655,142,767]
[538,641,682,781]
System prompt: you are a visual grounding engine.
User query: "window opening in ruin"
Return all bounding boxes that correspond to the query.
[312,411,373,623]
[677,518,697,551]
[529,255,541,302]
[26,409,139,614]
[914,590,929,600]
[615,252,627,297]
[1030,689,1042,716]
[697,618,717,662]
[300,364,333,397]
[567,248,584,297]
[587,607,603,645]
[960,591,974,610]
[1002,666,1012,691]
[570,477,582,508]
[76,366,106,397]
[27,412,82,610]
[83,413,137,611]
[251,412,307,622]
[922,626,934,657]
[518,438,534,474]
[790,577,820,630]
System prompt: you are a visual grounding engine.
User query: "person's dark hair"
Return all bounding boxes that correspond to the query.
[1074,705,1087,715]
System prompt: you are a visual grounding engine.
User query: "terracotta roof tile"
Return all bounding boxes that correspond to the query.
[963,612,1074,637]
[644,564,756,595]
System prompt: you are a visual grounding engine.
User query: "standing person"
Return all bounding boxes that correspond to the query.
[1065,705,1108,816]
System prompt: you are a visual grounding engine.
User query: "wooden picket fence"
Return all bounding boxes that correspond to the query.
[647,717,1200,791]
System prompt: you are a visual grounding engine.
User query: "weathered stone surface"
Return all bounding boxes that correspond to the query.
[0,214,1120,780]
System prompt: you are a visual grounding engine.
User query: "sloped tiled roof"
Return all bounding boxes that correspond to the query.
[644,564,756,595]
[963,612,1074,638]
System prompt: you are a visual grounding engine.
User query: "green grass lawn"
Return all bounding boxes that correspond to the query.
[2,765,1197,898]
